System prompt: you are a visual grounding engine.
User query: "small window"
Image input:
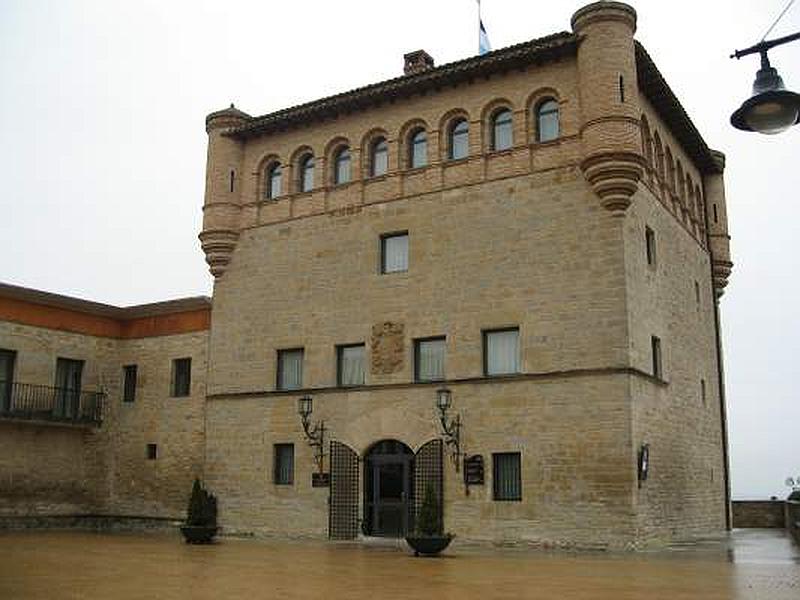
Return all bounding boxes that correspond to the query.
[701,378,707,406]
[651,336,662,380]
[146,443,158,460]
[381,232,408,274]
[410,128,427,168]
[334,146,351,185]
[299,154,314,193]
[713,204,718,223]
[484,328,519,376]
[265,163,282,200]
[645,226,656,266]
[171,358,191,397]
[273,443,294,485]
[536,99,559,142]
[415,337,445,382]
[492,109,513,151]
[337,344,365,387]
[0,349,16,412]
[370,137,388,177]
[122,365,137,403]
[493,452,521,501]
[448,118,469,160]
[694,281,701,306]
[277,348,304,391]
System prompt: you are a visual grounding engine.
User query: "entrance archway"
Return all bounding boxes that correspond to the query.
[363,439,413,537]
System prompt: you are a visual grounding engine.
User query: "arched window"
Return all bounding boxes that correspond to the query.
[370,137,388,177]
[448,118,469,160]
[492,109,513,151]
[653,133,664,179]
[409,128,427,168]
[536,99,559,142]
[299,154,314,193]
[334,146,351,185]
[265,163,281,200]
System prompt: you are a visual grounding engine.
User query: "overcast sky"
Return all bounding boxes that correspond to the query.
[1,0,798,500]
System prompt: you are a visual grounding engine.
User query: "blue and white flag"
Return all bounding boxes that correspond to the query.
[478,1,491,55]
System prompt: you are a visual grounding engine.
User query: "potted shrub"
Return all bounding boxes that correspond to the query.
[405,484,454,556]
[180,478,218,544]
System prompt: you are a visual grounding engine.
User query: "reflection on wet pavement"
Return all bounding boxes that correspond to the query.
[0,528,797,599]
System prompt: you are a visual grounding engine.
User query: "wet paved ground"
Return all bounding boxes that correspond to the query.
[0,529,797,599]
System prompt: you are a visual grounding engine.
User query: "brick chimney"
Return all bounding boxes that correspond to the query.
[403,50,435,76]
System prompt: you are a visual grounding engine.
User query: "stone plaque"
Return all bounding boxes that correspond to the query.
[312,472,330,488]
[370,321,404,375]
[464,455,485,485]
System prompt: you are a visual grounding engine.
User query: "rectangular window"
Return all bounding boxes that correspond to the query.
[415,337,445,382]
[651,336,663,379]
[55,357,84,418]
[0,349,16,412]
[273,443,294,485]
[493,452,522,501]
[122,365,137,403]
[381,232,408,274]
[645,226,656,266]
[701,378,706,406]
[171,358,191,397]
[337,344,365,387]
[694,280,701,306]
[277,348,304,391]
[146,443,158,460]
[484,328,520,376]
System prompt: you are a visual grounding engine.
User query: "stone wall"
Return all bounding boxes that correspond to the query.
[731,501,786,528]
[0,317,208,521]
[626,180,728,544]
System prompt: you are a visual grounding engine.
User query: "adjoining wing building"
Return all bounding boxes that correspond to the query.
[0,2,733,549]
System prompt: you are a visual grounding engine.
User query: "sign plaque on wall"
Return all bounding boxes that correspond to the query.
[312,472,330,488]
[463,455,485,485]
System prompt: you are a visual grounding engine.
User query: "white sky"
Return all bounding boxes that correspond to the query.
[1,0,798,500]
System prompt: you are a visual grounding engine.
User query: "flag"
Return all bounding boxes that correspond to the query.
[479,18,491,55]
[478,1,491,55]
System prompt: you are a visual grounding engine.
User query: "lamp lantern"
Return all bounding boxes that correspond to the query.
[730,32,800,135]
[436,387,452,412]
[298,395,312,419]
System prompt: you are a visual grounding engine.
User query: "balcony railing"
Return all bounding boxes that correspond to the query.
[0,381,104,426]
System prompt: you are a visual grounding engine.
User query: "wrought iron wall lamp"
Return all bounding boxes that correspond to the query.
[436,388,462,471]
[297,395,325,474]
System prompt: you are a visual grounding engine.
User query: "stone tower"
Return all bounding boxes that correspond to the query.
[704,150,733,296]
[572,1,644,214]
[199,104,250,278]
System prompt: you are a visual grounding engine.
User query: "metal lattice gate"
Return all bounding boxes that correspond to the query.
[413,439,444,534]
[329,440,359,540]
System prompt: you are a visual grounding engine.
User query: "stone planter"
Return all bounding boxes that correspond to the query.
[404,534,454,556]
[180,525,218,544]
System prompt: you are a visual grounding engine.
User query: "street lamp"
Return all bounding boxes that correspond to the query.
[435,388,461,471]
[297,395,325,473]
[730,32,800,135]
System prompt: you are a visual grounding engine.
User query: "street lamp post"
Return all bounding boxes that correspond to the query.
[730,31,800,134]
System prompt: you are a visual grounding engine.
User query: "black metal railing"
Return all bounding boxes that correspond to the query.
[0,381,104,426]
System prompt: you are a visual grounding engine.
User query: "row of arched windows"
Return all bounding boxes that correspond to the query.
[261,99,561,200]
[640,114,706,234]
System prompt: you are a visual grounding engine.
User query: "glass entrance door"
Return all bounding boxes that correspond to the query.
[372,458,410,536]
[363,439,413,537]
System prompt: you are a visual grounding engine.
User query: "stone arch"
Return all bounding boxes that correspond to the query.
[289,145,315,194]
[398,118,430,169]
[254,152,283,201]
[481,98,515,152]
[665,146,675,192]
[360,127,391,176]
[324,136,352,186]
[653,131,664,180]
[438,108,471,160]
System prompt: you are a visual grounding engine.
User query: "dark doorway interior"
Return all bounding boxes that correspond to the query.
[363,439,413,537]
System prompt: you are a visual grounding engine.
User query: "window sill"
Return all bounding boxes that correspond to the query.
[443,157,470,166]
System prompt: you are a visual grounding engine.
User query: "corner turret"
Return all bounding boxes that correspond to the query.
[199,104,250,278]
[572,2,644,214]
[703,150,733,296]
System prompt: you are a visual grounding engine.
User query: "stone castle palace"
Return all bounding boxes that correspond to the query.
[0,2,733,549]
